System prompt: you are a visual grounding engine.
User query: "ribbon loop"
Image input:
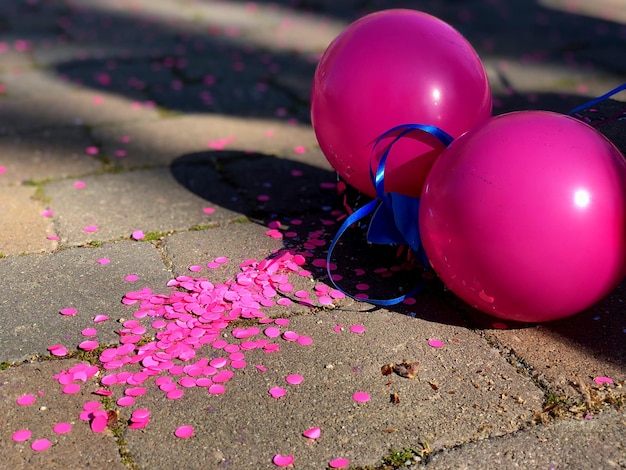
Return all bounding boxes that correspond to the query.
[326,123,453,306]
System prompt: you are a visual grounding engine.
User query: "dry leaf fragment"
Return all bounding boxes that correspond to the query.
[393,361,419,379]
[381,363,394,376]
[390,392,400,404]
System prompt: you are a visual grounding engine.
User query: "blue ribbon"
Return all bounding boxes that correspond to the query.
[569,82,626,115]
[326,123,453,306]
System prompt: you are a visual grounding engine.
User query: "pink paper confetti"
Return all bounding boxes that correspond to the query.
[90,412,108,433]
[12,429,31,442]
[79,340,99,351]
[48,344,68,357]
[62,383,81,394]
[53,422,72,434]
[594,376,614,385]
[174,425,194,438]
[125,274,139,282]
[83,225,99,233]
[16,394,36,406]
[41,209,53,217]
[203,207,215,214]
[59,307,77,316]
[352,391,370,403]
[269,387,287,398]
[81,327,97,336]
[273,454,294,467]
[285,374,303,385]
[31,439,51,452]
[349,325,365,334]
[73,181,86,189]
[428,339,445,348]
[302,427,321,439]
[329,458,350,468]
[96,258,110,265]
[131,230,145,240]
[93,314,109,323]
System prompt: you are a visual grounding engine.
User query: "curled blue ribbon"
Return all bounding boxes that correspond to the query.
[326,123,453,306]
[569,82,626,116]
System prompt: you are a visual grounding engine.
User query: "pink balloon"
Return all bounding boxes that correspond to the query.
[311,9,491,198]
[419,111,626,323]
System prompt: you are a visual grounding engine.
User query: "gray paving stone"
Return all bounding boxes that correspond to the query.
[0,128,102,184]
[0,91,160,135]
[485,279,626,398]
[162,222,284,280]
[0,360,126,470]
[91,115,329,169]
[43,167,247,246]
[426,408,626,469]
[120,311,543,469]
[0,241,171,362]
[0,185,56,256]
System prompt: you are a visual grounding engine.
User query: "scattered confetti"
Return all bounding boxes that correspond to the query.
[131,230,145,240]
[349,324,365,334]
[59,308,77,316]
[269,387,287,398]
[302,427,321,439]
[174,425,194,438]
[16,394,36,406]
[273,454,294,467]
[31,439,51,452]
[594,376,614,385]
[40,209,53,217]
[329,458,350,468]
[73,181,86,189]
[428,339,445,348]
[352,391,371,403]
[83,225,99,233]
[203,207,216,214]
[96,258,110,265]
[285,374,303,385]
[12,429,31,442]
[53,422,72,434]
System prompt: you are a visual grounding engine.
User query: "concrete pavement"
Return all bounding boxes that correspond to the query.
[1,0,625,468]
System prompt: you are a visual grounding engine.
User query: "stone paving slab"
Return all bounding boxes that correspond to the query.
[426,407,626,469]
[120,310,543,470]
[92,115,328,169]
[0,184,56,256]
[0,128,102,184]
[0,360,126,470]
[0,241,171,362]
[0,92,160,135]
[43,167,247,246]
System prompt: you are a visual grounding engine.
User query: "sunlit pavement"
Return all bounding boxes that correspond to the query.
[0,1,624,468]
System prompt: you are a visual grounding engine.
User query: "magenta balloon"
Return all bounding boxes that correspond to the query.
[419,111,626,323]
[311,9,492,198]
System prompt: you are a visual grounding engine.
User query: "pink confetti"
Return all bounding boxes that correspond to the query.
[208,384,226,395]
[62,383,81,394]
[73,181,86,189]
[85,146,99,155]
[12,429,31,442]
[96,258,110,265]
[41,209,54,217]
[282,331,299,341]
[352,391,370,403]
[31,439,51,452]
[82,328,97,337]
[203,207,216,214]
[83,225,99,233]
[329,458,350,468]
[286,374,303,385]
[269,387,287,398]
[16,394,36,406]
[428,339,445,348]
[131,230,145,240]
[594,376,614,385]
[175,425,195,438]
[294,145,306,154]
[53,422,72,434]
[189,265,203,272]
[297,336,313,346]
[59,307,77,316]
[94,314,109,323]
[79,340,99,351]
[90,412,108,433]
[273,454,294,467]
[0,166,6,175]
[349,325,365,334]
[125,274,139,282]
[48,344,68,357]
[302,427,321,439]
